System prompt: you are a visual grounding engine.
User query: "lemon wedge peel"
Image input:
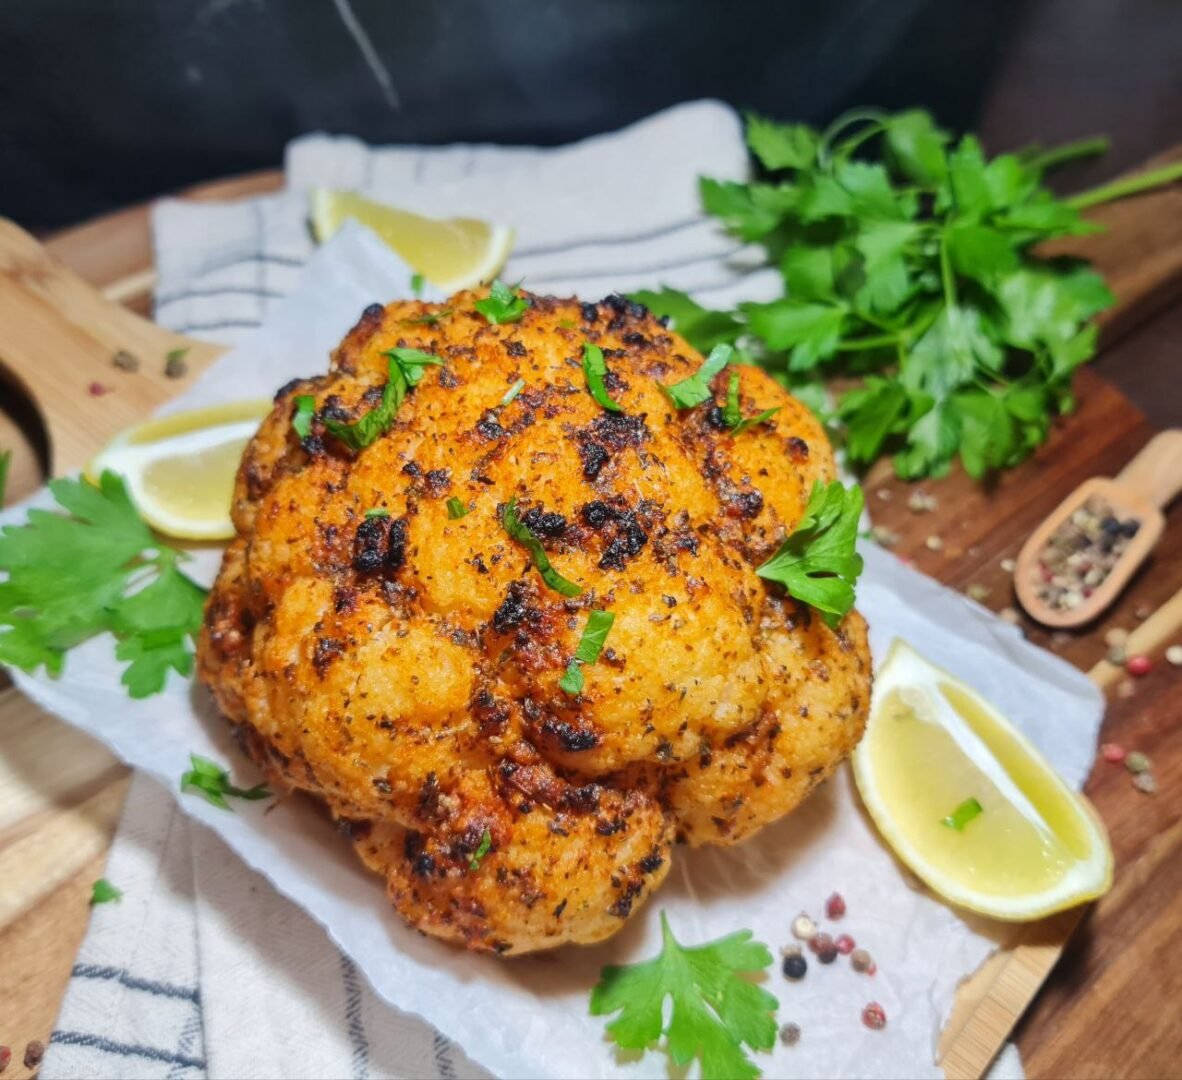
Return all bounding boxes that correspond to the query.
[86,401,270,541]
[309,189,514,293]
[853,639,1113,922]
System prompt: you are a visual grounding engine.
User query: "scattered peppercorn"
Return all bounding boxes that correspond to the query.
[924,534,944,552]
[779,1022,802,1047]
[908,490,938,513]
[112,349,140,372]
[816,940,838,964]
[1126,655,1152,677]
[782,952,808,981]
[0,1046,10,1074]
[1100,743,1126,764]
[88,381,111,396]
[780,942,803,958]
[835,933,856,955]
[1000,557,1016,573]
[1125,751,1151,774]
[23,1041,44,1070]
[1132,772,1158,795]
[809,931,833,954]
[792,913,817,941]
[165,347,190,379]
[825,892,846,919]
[870,524,900,548]
[850,948,873,973]
[1167,644,1182,667]
[862,1002,887,1030]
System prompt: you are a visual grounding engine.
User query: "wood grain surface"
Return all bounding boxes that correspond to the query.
[0,159,1180,1080]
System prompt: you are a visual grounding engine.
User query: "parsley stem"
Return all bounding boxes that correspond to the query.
[835,332,899,352]
[938,229,958,310]
[1023,135,1109,174]
[1066,159,1182,211]
[818,107,888,167]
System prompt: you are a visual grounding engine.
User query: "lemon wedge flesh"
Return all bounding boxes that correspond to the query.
[87,401,271,541]
[310,189,514,293]
[853,639,1112,920]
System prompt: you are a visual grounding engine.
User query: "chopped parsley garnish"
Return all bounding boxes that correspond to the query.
[500,497,582,597]
[90,878,123,905]
[0,472,207,697]
[661,344,733,409]
[180,753,271,811]
[589,912,778,1080]
[364,507,389,519]
[501,378,525,405]
[292,394,316,439]
[756,480,864,627]
[581,343,623,412]
[559,609,615,695]
[942,796,984,831]
[410,271,425,296]
[722,369,779,434]
[475,280,529,325]
[405,309,452,326]
[446,497,469,520]
[322,349,442,451]
[468,828,492,871]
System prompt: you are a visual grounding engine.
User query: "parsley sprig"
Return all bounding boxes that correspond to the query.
[662,344,733,409]
[756,480,864,627]
[590,912,778,1080]
[637,109,1182,481]
[722,370,779,434]
[322,348,442,451]
[180,753,271,810]
[475,280,529,324]
[500,497,581,597]
[558,609,614,695]
[0,472,206,697]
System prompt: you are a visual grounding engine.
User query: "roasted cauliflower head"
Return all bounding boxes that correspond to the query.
[198,290,871,954]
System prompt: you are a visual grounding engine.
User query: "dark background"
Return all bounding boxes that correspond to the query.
[1,0,1179,422]
[3,0,1181,227]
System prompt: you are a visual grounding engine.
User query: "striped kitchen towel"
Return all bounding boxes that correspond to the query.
[42,99,761,1080]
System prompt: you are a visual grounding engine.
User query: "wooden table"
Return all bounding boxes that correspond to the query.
[1,166,1181,1080]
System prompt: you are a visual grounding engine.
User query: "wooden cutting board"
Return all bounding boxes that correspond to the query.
[1,155,1181,1080]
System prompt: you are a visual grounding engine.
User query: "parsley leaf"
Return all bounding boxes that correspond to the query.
[90,878,123,905]
[292,394,316,440]
[323,350,442,451]
[410,272,425,296]
[756,480,864,627]
[559,609,614,695]
[581,342,623,412]
[364,507,389,518]
[662,344,733,409]
[0,471,206,695]
[180,753,271,811]
[942,796,984,831]
[446,497,469,520]
[475,280,528,325]
[500,497,582,597]
[468,828,492,871]
[722,370,780,434]
[680,108,1182,480]
[589,912,778,1080]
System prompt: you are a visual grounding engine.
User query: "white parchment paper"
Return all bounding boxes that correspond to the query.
[3,225,1103,1079]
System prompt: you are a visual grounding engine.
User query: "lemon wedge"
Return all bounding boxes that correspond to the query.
[310,189,514,293]
[87,401,271,541]
[853,639,1112,920]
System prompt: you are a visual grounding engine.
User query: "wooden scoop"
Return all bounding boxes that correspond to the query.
[1016,429,1182,628]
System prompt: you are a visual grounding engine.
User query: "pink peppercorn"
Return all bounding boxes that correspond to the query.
[835,934,856,955]
[1126,655,1152,677]
[1100,743,1126,764]
[825,892,846,919]
[867,961,877,976]
[0,1045,11,1074]
[862,1002,887,1030]
[88,381,112,396]
[809,931,833,954]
